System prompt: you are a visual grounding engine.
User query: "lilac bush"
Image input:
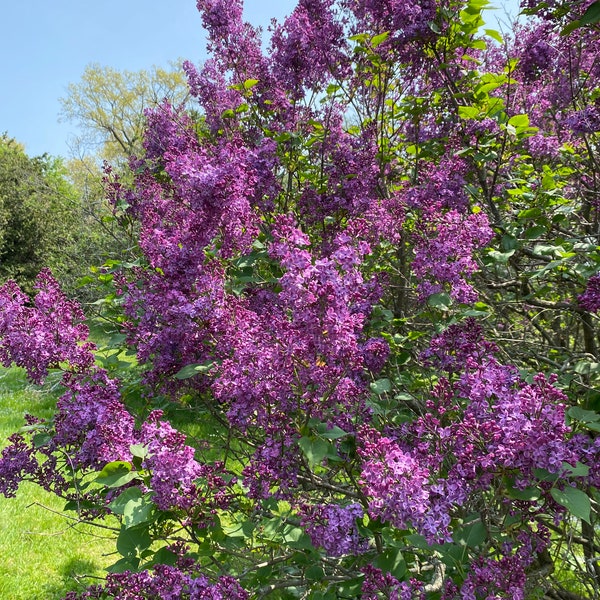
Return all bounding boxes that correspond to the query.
[2,0,600,598]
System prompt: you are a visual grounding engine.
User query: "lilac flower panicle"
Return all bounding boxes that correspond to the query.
[412,209,493,304]
[564,106,600,135]
[302,502,368,556]
[0,270,96,383]
[0,434,38,498]
[64,565,248,599]
[578,274,600,312]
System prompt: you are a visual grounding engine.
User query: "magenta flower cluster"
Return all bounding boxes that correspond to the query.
[0,269,95,383]
[63,566,248,599]
[578,273,600,312]
[302,502,368,556]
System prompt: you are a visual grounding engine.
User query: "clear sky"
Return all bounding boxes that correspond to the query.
[0,0,520,159]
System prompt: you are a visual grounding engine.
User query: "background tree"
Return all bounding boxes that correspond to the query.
[60,63,190,165]
[58,63,194,288]
[0,135,83,294]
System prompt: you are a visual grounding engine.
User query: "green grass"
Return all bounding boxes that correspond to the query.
[0,366,116,599]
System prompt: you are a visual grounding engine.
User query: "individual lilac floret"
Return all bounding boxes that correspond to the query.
[302,502,368,556]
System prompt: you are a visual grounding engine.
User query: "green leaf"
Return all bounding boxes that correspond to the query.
[580,1,600,25]
[568,406,600,423]
[562,461,590,477]
[370,31,390,48]
[370,378,392,395]
[243,78,259,89]
[458,106,480,120]
[316,424,348,439]
[96,461,138,488]
[373,548,407,579]
[129,444,148,459]
[551,487,591,524]
[560,20,581,36]
[524,225,546,240]
[484,28,503,43]
[508,114,530,128]
[174,361,214,379]
[117,525,152,558]
[305,565,325,581]
[487,249,515,264]
[298,436,335,467]
[454,517,487,549]
[32,433,52,448]
[427,292,452,310]
[148,546,179,567]
[109,487,142,515]
[506,485,541,501]
[106,556,140,573]
[534,467,560,483]
[123,495,155,529]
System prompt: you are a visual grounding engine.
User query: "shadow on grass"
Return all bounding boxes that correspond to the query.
[35,557,105,600]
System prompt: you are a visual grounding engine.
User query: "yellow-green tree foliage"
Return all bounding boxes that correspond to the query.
[60,63,190,164]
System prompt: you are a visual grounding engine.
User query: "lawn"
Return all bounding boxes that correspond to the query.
[0,366,116,600]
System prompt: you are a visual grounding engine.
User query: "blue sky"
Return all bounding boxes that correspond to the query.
[1,0,520,159]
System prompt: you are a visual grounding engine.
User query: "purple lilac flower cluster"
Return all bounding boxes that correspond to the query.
[269,0,349,100]
[0,269,95,383]
[564,106,600,135]
[412,209,493,304]
[63,566,248,599]
[344,0,437,47]
[209,216,382,495]
[358,428,437,539]
[0,271,231,520]
[421,318,498,373]
[578,273,600,312]
[514,23,556,82]
[0,433,39,498]
[361,565,422,600]
[302,502,368,556]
